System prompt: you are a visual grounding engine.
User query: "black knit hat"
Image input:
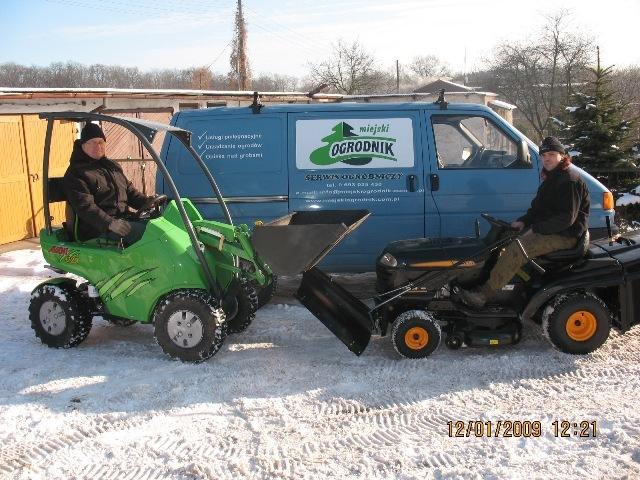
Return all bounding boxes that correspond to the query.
[539,136,565,155]
[80,122,106,144]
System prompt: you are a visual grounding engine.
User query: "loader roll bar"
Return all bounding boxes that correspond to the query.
[39,112,230,301]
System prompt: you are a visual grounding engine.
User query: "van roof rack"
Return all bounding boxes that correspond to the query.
[434,89,448,109]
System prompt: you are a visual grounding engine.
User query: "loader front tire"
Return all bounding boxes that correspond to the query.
[391,310,441,359]
[29,282,92,348]
[153,289,227,363]
[543,292,611,354]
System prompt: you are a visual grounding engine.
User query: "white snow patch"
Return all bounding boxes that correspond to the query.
[565,106,579,112]
[616,193,640,206]
[568,150,581,157]
[0,248,639,479]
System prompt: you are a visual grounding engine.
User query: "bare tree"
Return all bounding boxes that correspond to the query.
[489,10,594,140]
[228,0,251,90]
[308,40,395,95]
[189,67,214,90]
[409,55,451,78]
[252,73,299,92]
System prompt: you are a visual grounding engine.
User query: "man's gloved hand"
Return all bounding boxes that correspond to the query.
[511,221,525,231]
[140,195,164,211]
[108,219,132,237]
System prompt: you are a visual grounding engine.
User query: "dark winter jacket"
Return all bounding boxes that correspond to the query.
[518,166,590,238]
[63,140,148,240]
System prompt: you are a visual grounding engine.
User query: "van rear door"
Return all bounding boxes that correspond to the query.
[425,110,540,237]
[289,110,424,271]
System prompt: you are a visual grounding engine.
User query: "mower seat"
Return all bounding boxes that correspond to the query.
[48,177,76,241]
[539,230,590,263]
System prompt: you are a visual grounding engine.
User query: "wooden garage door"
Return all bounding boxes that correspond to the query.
[0,116,35,243]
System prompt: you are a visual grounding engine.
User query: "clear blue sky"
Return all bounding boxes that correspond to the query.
[1,0,639,77]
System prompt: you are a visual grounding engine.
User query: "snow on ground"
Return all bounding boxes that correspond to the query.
[1,249,640,480]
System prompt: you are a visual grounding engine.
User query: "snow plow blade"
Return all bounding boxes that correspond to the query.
[251,210,370,276]
[296,267,372,355]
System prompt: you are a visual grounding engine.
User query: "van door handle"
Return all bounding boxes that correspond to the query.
[430,174,439,191]
[407,174,418,192]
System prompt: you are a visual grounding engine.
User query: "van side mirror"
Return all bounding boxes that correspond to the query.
[517,140,531,165]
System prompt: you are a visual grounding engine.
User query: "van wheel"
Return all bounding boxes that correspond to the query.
[391,310,441,359]
[543,292,611,354]
[153,289,227,363]
[225,279,259,334]
[29,282,92,348]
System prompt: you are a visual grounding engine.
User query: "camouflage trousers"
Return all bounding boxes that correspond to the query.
[482,232,577,295]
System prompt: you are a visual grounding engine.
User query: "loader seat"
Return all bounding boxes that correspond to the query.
[539,230,590,263]
[48,177,76,241]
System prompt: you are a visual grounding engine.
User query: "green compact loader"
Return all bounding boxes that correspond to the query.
[30,112,369,363]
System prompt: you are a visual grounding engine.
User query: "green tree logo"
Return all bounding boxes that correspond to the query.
[309,122,397,166]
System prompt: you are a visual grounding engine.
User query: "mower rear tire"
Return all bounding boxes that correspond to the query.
[543,292,611,354]
[153,289,227,363]
[391,310,441,359]
[29,282,92,348]
[226,279,259,334]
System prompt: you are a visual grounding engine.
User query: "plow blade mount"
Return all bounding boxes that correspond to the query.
[296,267,372,355]
[251,210,370,276]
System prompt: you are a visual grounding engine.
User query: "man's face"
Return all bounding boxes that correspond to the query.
[81,137,106,160]
[541,150,562,171]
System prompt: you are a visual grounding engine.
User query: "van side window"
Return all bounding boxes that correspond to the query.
[431,115,527,169]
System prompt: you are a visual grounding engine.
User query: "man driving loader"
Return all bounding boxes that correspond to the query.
[63,122,164,245]
[457,136,590,309]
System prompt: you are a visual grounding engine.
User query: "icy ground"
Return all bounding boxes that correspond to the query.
[1,249,640,480]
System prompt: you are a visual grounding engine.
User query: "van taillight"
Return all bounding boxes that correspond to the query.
[603,192,614,210]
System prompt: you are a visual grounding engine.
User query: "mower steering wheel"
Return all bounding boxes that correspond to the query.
[481,213,512,229]
[136,194,168,220]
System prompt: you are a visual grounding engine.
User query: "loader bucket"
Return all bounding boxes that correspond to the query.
[296,267,372,355]
[251,210,370,276]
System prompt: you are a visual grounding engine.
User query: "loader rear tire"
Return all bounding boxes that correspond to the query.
[543,292,610,354]
[391,310,441,359]
[29,282,92,348]
[153,289,227,363]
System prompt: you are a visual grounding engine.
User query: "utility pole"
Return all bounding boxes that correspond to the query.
[396,60,400,93]
[230,0,251,90]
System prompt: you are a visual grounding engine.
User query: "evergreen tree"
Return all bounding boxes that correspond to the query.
[562,47,636,172]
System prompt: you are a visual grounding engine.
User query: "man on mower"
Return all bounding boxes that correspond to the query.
[63,122,163,245]
[457,136,590,309]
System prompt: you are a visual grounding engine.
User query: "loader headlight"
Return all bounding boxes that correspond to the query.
[379,253,398,268]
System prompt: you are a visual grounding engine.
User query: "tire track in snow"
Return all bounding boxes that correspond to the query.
[0,415,153,475]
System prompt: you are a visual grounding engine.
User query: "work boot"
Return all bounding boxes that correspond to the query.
[456,287,487,309]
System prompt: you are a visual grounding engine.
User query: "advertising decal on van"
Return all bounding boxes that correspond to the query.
[296,118,414,170]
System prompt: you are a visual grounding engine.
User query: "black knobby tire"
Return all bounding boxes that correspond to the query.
[391,310,442,359]
[153,289,227,363]
[256,274,277,309]
[226,279,259,334]
[29,282,92,348]
[543,292,611,355]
